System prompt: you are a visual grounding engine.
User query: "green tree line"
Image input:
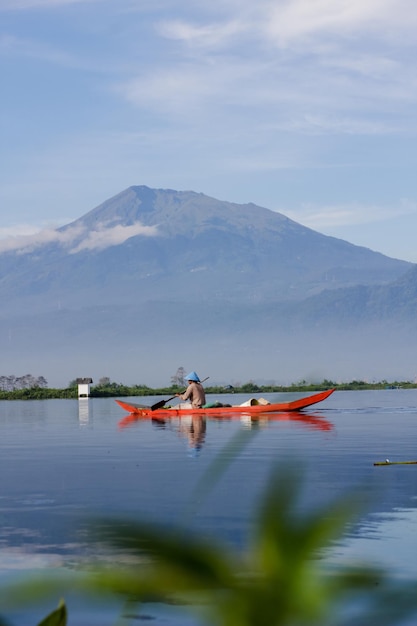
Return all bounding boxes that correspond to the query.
[0,376,415,400]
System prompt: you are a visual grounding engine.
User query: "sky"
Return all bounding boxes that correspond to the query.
[1,0,417,262]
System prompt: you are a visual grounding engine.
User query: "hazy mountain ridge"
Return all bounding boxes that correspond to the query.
[1,185,416,385]
[291,264,417,328]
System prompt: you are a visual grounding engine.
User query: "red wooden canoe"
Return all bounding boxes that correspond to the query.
[115,388,335,417]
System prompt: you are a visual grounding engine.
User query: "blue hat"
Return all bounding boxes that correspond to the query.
[185,371,200,382]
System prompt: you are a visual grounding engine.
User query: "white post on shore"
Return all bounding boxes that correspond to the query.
[76,377,93,398]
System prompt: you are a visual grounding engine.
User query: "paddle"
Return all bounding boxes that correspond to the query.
[150,377,209,411]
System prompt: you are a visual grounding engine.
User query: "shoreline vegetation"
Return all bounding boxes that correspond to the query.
[0,378,414,400]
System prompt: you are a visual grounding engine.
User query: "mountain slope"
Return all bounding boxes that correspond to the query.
[0,186,410,316]
[289,264,417,328]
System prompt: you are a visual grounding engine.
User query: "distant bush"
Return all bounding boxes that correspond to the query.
[1,379,416,400]
[0,387,77,400]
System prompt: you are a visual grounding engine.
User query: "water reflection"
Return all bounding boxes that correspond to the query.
[0,546,63,572]
[148,415,208,455]
[179,415,207,454]
[327,507,417,580]
[118,410,334,453]
[239,411,333,431]
[78,398,90,426]
[2,391,417,625]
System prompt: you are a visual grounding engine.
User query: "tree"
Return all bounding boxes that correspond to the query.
[171,367,186,387]
[16,374,36,389]
[36,376,48,388]
[0,373,48,391]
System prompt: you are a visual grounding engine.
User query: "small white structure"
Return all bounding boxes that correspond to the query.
[76,377,93,398]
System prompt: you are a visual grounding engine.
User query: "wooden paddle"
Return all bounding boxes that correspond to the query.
[150,377,209,411]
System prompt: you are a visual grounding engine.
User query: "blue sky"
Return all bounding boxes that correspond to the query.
[1,0,417,261]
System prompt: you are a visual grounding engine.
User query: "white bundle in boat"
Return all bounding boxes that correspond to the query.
[239,397,270,407]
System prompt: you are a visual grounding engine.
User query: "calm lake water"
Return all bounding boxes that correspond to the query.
[1,389,417,624]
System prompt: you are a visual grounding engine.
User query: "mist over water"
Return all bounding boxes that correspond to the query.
[2,323,415,388]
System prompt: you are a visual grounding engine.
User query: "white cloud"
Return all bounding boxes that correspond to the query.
[0,222,159,254]
[283,114,401,136]
[157,17,245,48]
[322,52,399,80]
[113,0,417,137]
[151,0,417,54]
[285,200,417,262]
[118,57,256,117]
[0,224,48,240]
[285,199,417,230]
[0,225,84,253]
[68,222,158,253]
[121,66,213,111]
[0,0,100,9]
[0,33,78,67]
[264,0,417,46]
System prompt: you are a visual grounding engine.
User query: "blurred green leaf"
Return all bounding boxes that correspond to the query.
[87,464,417,626]
[2,460,417,626]
[37,600,67,626]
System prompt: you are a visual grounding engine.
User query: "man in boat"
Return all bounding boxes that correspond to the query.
[176,371,206,408]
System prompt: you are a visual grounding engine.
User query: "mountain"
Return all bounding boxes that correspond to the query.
[0,186,415,387]
[0,186,410,315]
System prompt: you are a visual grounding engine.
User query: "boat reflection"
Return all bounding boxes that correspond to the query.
[118,410,333,453]
[238,411,334,431]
